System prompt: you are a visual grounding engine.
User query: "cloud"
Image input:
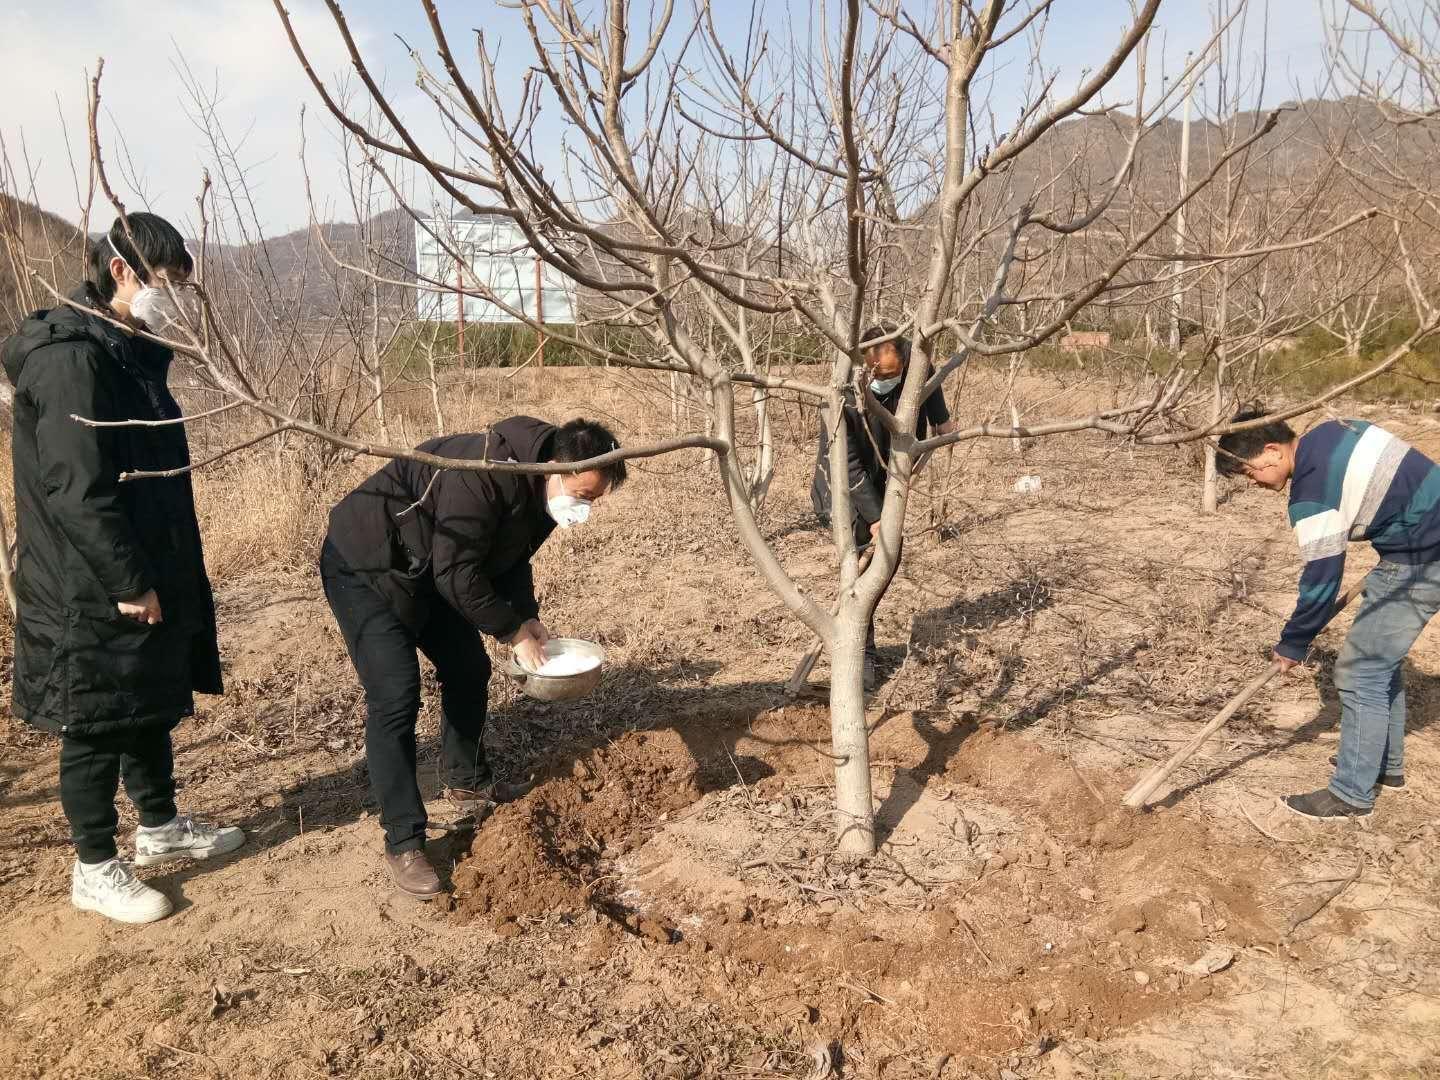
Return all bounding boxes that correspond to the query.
[0,1,370,234]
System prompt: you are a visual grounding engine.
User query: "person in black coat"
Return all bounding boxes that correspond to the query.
[321,416,625,898]
[811,324,957,689]
[2,213,243,925]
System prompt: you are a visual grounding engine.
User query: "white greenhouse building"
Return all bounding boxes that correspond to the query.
[414,215,575,324]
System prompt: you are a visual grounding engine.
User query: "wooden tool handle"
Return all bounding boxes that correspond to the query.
[1120,579,1365,809]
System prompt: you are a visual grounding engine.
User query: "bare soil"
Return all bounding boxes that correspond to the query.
[1,370,1437,1079]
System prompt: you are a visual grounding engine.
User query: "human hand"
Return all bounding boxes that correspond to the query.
[521,618,550,646]
[117,589,163,625]
[512,623,549,673]
[870,521,882,539]
[1272,650,1299,674]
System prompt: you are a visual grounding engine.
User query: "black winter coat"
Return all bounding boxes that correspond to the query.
[325,417,558,641]
[2,285,222,736]
[811,377,950,546]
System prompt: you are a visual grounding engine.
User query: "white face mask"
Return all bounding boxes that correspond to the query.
[870,374,902,396]
[107,235,192,330]
[547,492,592,528]
[128,285,185,330]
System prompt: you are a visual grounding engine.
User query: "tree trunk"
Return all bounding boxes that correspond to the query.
[1201,367,1221,513]
[828,612,875,855]
[0,501,17,619]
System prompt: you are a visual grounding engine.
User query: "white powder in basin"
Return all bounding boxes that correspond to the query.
[533,653,601,677]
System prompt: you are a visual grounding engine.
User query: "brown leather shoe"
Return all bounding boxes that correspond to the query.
[384,849,443,899]
[446,774,537,817]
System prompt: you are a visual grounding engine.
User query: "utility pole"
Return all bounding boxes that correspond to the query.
[1170,54,1195,354]
[534,254,546,369]
[455,252,467,366]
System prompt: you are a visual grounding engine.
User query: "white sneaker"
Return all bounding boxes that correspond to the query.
[71,859,173,924]
[133,815,246,868]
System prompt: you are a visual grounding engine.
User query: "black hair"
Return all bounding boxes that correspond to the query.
[551,418,626,490]
[1215,407,1297,477]
[88,213,193,303]
[860,323,911,364]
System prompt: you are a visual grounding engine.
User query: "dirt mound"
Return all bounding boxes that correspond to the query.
[445,710,1294,1063]
[451,805,587,925]
[453,729,706,928]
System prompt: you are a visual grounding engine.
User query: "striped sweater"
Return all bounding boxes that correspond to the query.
[1280,419,1440,659]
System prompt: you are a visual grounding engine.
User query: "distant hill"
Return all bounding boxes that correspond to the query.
[0,194,87,338]
[207,207,417,320]
[2,96,1418,338]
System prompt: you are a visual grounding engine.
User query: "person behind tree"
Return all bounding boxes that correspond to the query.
[1,213,243,924]
[810,324,957,689]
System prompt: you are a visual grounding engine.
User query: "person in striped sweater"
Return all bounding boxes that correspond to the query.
[1218,408,1440,819]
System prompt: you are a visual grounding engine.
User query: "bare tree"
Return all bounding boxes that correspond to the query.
[19,3,1440,856]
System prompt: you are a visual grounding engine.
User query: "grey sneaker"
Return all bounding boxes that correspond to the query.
[133,815,246,867]
[1282,789,1372,820]
[72,859,173,924]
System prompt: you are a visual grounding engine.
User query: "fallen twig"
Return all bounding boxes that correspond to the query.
[218,724,276,759]
[960,916,995,969]
[1286,854,1364,936]
[838,978,894,1006]
[1237,799,1302,844]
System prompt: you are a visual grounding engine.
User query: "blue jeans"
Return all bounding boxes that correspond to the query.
[1329,559,1440,808]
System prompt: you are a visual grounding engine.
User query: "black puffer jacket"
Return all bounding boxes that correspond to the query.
[2,285,222,736]
[325,417,558,641]
[811,378,950,546]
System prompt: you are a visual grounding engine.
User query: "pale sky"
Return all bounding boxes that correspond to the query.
[1,1,1337,238]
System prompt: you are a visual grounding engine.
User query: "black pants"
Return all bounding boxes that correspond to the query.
[320,538,492,854]
[60,725,177,863]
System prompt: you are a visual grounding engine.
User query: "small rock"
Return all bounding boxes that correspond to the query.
[494,917,523,939]
[1178,900,1207,941]
[1077,887,1096,903]
[1180,946,1235,978]
[1364,983,1386,1000]
[1105,905,1146,935]
[1132,970,1150,987]
[637,918,676,945]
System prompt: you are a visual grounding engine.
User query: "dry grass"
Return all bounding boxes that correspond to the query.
[1,364,1438,1080]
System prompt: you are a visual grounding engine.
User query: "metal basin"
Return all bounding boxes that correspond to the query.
[504,638,605,703]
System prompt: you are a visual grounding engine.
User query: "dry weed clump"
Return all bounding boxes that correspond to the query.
[193,449,354,582]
